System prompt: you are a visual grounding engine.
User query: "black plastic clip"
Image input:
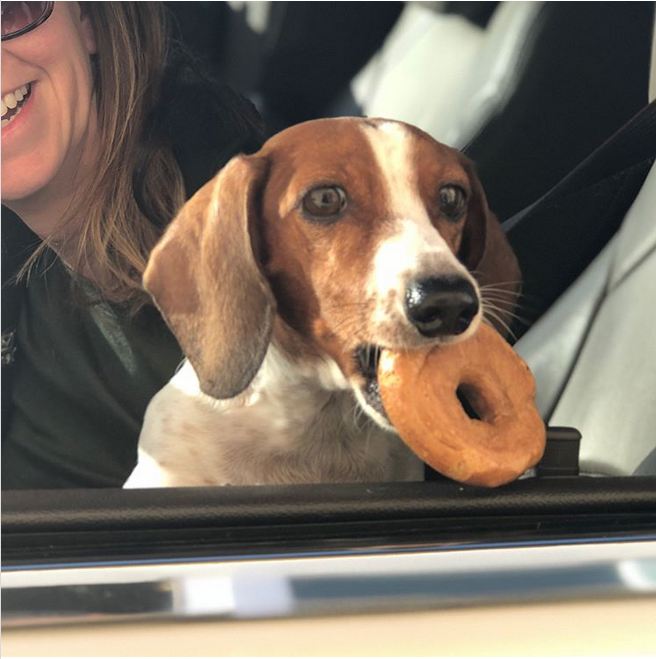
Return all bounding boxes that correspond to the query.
[536,426,582,477]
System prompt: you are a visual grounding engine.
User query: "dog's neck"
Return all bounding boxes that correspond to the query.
[191,336,353,429]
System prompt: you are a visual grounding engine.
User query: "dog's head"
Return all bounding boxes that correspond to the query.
[145,118,520,426]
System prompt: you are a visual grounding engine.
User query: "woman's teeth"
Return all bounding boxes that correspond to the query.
[1,84,31,127]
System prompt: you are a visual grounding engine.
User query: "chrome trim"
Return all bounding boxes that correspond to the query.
[3,541,656,628]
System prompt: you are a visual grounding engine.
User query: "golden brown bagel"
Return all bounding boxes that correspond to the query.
[378,323,546,487]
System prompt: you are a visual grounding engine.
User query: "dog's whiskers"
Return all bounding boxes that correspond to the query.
[482,297,532,328]
[480,289,532,319]
[482,303,518,340]
[480,293,516,307]
[482,298,526,323]
[478,286,520,297]
[483,312,516,341]
[480,295,530,319]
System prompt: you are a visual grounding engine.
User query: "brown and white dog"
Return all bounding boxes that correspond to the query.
[124,117,520,488]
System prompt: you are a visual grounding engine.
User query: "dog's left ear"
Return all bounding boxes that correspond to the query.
[458,157,522,334]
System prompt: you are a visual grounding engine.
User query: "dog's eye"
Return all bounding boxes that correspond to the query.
[302,186,347,219]
[438,185,467,221]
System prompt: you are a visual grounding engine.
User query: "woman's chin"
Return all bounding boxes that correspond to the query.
[1,164,56,205]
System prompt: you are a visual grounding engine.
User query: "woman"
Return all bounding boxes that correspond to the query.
[1,2,263,488]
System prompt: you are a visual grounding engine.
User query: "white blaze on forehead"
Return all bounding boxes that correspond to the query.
[362,120,453,256]
[362,121,428,221]
[362,121,468,299]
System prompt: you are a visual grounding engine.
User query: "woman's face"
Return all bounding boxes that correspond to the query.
[1,2,97,206]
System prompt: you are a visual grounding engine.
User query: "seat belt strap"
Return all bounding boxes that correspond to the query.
[504,99,656,232]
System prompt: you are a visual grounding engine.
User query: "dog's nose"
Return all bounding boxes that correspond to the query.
[405,276,479,337]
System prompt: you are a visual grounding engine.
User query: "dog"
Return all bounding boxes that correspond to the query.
[124,117,521,488]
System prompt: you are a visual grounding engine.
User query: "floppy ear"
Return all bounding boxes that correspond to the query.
[458,159,522,335]
[144,155,275,399]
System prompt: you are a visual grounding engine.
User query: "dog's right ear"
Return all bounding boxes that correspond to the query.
[457,156,522,337]
[144,155,275,399]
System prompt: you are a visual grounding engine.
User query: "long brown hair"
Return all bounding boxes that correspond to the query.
[25,2,187,308]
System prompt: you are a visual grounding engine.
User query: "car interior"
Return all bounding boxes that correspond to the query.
[3,1,656,653]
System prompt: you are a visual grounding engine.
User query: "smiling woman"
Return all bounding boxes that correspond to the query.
[1,1,263,488]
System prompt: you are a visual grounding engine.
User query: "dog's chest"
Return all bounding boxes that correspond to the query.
[138,355,422,486]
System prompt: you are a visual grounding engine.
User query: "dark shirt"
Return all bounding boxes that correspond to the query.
[3,257,183,488]
[1,52,263,488]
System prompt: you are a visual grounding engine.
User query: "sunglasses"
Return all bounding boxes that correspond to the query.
[1,1,54,41]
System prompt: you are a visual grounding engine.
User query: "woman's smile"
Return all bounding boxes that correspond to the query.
[1,81,34,140]
[2,82,31,122]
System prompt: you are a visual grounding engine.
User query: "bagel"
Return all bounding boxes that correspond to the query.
[378,323,546,487]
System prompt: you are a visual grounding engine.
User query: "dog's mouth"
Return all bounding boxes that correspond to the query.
[352,336,483,429]
[354,344,388,421]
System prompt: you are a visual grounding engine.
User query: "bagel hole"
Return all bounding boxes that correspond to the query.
[456,384,488,421]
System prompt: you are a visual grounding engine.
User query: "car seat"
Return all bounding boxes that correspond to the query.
[514,32,656,477]
[329,1,527,146]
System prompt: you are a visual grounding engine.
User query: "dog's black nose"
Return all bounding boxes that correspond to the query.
[405,276,479,337]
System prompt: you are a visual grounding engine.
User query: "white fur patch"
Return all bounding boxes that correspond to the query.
[123,449,174,488]
[363,121,426,220]
[361,121,478,345]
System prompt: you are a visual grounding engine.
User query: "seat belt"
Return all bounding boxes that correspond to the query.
[501,100,656,331]
[504,99,656,231]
